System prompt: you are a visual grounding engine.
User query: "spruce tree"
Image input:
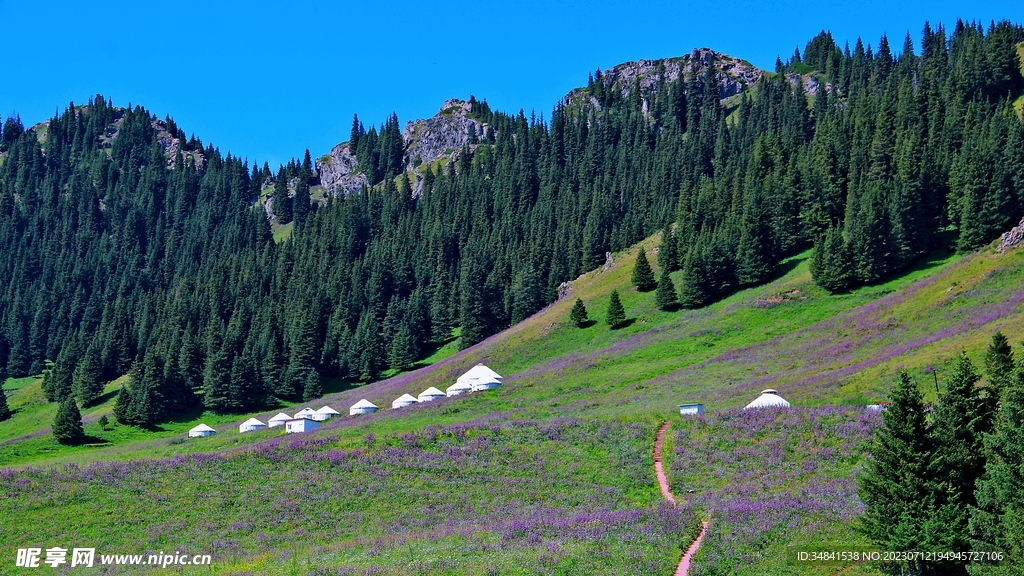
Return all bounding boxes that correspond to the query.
[631,248,657,291]
[972,349,1024,572]
[858,372,937,575]
[678,246,711,309]
[302,370,322,402]
[606,290,626,328]
[271,167,292,225]
[72,349,104,407]
[985,331,1015,400]
[655,268,679,311]
[657,225,679,272]
[569,298,589,327]
[931,353,995,536]
[810,225,855,292]
[52,396,85,445]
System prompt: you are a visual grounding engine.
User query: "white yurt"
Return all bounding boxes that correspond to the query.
[417,387,446,402]
[312,406,340,421]
[470,376,502,392]
[446,381,473,397]
[188,424,217,438]
[457,364,503,386]
[294,407,317,419]
[238,418,267,433]
[744,389,791,409]
[392,394,419,409]
[285,418,320,434]
[268,413,292,428]
[350,399,379,415]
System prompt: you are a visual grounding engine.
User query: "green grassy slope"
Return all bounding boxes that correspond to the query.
[6,232,1024,469]
[7,232,1024,574]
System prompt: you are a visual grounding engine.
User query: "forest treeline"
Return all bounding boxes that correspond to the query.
[0,20,1022,424]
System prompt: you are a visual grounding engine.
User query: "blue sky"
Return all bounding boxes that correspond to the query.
[1,0,1020,168]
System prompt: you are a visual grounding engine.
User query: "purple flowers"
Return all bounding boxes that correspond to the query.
[0,418,699,574]
[671,407,879,575]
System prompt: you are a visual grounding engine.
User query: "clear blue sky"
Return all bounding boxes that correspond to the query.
[1,0,1019,168]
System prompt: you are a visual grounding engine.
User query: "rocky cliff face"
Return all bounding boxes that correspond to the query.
[403,99,485,172]
[563,48,764,111]
[316,142,370,197]
[316,98,487,197]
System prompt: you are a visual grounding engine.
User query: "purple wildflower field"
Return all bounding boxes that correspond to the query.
[0,417,699,575]
[670,407,881,575]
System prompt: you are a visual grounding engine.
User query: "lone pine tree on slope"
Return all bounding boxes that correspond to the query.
[632,248,657,292]
[569,298,589,327]
[606,290,626,328]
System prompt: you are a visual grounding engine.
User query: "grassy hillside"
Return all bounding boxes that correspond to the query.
[0,417,698,575]
[3,232,1024,574]
[7,232,1024,470]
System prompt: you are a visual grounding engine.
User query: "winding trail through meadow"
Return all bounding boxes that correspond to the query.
[655,421,708,576]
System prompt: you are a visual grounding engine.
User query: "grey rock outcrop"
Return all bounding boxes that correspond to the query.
[999,217,1024,252]
[315,142,370,197]
[404,99,486,173]
[563,48,764,112]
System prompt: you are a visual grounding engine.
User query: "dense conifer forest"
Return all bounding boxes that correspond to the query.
[0,20,1022,424]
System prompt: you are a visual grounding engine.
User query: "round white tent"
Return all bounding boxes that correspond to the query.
[456,364,503,385]
[268,413,292,428]
[446,381,473,397]
[744,389,791,409]
[392,394,418,409]
[188,424,217,438]
[417,387,446,402]
[470,376,502,392]
[349,399,378,415]
[312,406,340,421]
[294,407,317,419]
[238,418,267,433]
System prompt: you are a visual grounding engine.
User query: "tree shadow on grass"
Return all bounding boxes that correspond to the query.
[575,320,598,329]
[610,318,637,330]
[83,388,119,408]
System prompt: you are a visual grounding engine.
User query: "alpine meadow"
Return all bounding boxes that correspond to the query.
[2,18,1024,576]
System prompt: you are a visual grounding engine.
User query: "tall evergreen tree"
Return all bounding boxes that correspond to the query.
[52,397,85,445]
[972,346,1024,574]
[302,369,322,402]
[631,247,657,291]
[985,331,1016,400]
[859,372,938,575]
[606,290,626,328]
[71,348,104,407]
[569,298,589,327]
[655,268,679,311]
[271,167,292,225]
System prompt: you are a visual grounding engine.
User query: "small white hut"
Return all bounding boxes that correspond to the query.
[294,407,317,419]
[350,399,378,415]
[446,381,473,397]
[268,413,292,428]
[284,418,320,434]
[417,387,446,402]
[188,424,217,438]
[744,389,791,410]
[392,394,418,409]
[238,418,267,433]
[470,377,502,392]
[312,406,340,421]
